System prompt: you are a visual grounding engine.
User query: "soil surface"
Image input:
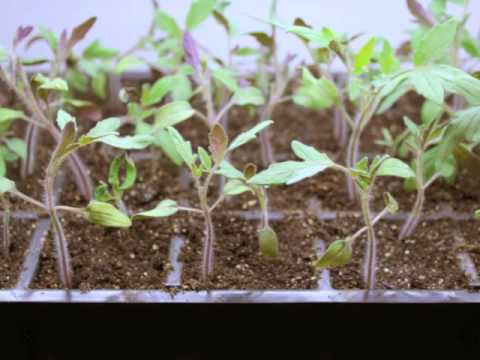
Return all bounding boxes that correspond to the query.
[1,82,479,291]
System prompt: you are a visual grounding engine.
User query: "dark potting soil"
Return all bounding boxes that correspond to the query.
[179,212,318,290]
[30,213,178,290]
[324,217,471,289]
[0,219,36,288]
[2,85,480,290]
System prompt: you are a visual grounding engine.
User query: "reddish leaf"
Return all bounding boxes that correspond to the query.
[249,32,274,50]
[406,0,435,27]
[208,124,228,164]
[243,163,257,179]
[13,25,33,48]
[68,17,97,49]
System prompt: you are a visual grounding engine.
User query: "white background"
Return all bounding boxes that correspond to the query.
[2,0,480,63]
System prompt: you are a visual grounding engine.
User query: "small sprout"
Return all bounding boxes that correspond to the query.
[85,201,131,228]
[257,226,279,258]
[314,239,353,269]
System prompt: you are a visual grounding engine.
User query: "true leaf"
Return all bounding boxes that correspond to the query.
[376,158,415,178]
[208,124,228,163]
[213,67,238,92]
[413,18,458,65]
[186,0,218,30]
[5,138,27,159]
[224,179,252,195]
[167,127,195,168]
[155,11,182,38]
[114,55,143,74]
[354,37,377,74]
[154,101,194,129]
[228,120,273,152]
[232,87,265,106]
[56,109,76,130]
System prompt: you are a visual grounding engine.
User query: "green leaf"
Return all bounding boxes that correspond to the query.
[166,127,195,168]
[314,239,352,269]
[413,18,458,65]
[0,108,24,123]
[170,74,193,101]
[154,101,194,129]
[0,46,8,63]
[56,109,76,130]
[291,140,334,164]
[410,68,445,104]
[0,176,16,194]
[114,55,143,74]
[248,161,319,185]
[154,128,183,166]
[293,68,338,109]
[475,209,480,220]
[99,134,154,150]
[258,226,279,258]
[141,77,173,106]
[92,72,107,100]
[216,161,244,179]
[213,67,238,92]
[224,179,252,195]
[354,37,377,74]
[379,39,400,74]
[83,40,118,59]
[34,74,69,92]
[436,107,480,166]
[421,99,444,123]
[5,138,27,159]
[109,154,136,192]
[383,192,399,214]
[80,117,120,144]
[376,157,415,178]
[232,86,265,106]
[186,0,218,30]
[85,201,131,228]
[134,199,178,219]
[228,120,273,152]
[155,10,182,38]
[197,146,212,171]
[286,25,334,48]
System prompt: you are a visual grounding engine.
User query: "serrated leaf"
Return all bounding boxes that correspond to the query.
[354,37,377,74]
[228,120,272,152]
[379,39,400,74]
[167,127,195,168]
[134,199,178,219]
[410,68,445,104]
[291,140,334,163]
[99,134,154,150]
[154,128,183,166]
[293,68,338,109]
[186,0,218,30]
[154,101,194,129]
[80,117,120,144]
[232,86,265,106]
[413,18,458,65]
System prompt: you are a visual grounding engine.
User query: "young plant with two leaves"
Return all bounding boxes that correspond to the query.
[133,120,275,280]
[247,141,414,290]
[0,110,147,287]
